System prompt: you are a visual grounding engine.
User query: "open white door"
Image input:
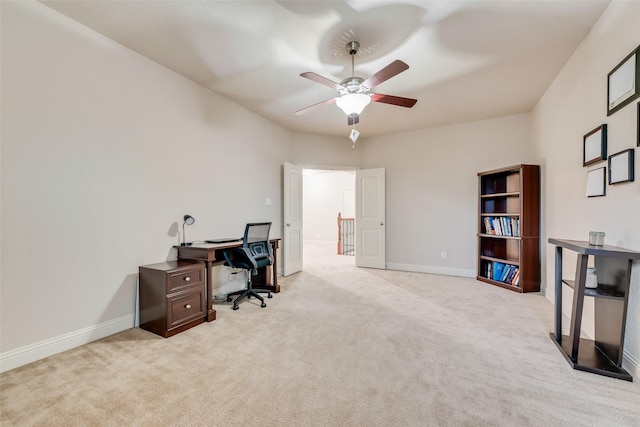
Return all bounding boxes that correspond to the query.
[355,168,385,269]
[283,162,303,276]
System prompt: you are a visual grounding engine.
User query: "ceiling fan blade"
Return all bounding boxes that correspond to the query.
[371,93,417,108]
[294,98,336,115]
[300,72,344,91]
[362,60,409,89]
[347,114,359,126]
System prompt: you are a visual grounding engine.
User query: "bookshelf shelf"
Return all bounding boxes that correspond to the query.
[479,255,520,265]
[477,164,540,293]
[478,233,521,240]
[480,191,520,198]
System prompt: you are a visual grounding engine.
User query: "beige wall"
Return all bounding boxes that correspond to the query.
[1,2,290,367]
[360,114,535,276]
[532,0,640,377]
[289,132,362,168]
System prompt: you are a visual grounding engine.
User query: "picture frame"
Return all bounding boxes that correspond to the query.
[586,167,606,197]
[608,148,635,184]
[607,45,640,116]
[637,102,639,147]
[583,124,607,166]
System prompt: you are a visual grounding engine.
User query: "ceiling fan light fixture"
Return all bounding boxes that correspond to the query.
[336,93,371,116]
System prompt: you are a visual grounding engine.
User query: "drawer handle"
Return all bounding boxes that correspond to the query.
[185,304,192,309]
[184,276,191,282]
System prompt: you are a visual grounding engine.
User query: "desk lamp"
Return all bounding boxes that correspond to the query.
[181,215,195,246]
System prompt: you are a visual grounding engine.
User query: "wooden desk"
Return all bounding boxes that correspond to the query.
[174,239,280,322]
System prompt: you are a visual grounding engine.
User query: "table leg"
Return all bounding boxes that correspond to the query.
[554,246,563,341]
[568,254,588,360]
[205,260,216,321]
[271,241,280,293]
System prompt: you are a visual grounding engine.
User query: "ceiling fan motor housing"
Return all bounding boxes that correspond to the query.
[340,76,367,95]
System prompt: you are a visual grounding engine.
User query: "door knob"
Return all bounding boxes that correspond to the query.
[286,223,291,227]
[380,222,384,226]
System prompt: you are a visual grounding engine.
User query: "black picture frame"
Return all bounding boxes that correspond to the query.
[586,167,606,197]
[607,45,640,116]
[608,149,635,184]
[583,124,607,166]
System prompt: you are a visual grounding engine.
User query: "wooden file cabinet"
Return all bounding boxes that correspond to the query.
[139,261,206,337]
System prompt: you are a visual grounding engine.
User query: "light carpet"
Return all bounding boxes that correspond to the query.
[1,241,639,426]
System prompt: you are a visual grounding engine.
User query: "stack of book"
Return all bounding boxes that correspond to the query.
[483,217,519,237]
[486,261,520,286]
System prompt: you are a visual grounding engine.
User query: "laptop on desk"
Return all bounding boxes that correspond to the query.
[205,237,242,244]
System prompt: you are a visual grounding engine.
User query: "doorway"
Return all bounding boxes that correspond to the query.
[302,169,356,264]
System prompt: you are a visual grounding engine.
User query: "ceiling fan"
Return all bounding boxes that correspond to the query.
[295,41,417,125]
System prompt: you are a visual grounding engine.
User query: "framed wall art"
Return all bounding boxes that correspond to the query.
[586,167,606,197]
[583,124,607,166]
[608,148,635,184]
[607,45,640,116]
[637,102,639,146]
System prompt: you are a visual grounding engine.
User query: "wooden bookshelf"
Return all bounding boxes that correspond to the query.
[477,164,540,293]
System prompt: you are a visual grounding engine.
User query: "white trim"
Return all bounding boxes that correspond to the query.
[386,262,476,278]
[0,314,134,373]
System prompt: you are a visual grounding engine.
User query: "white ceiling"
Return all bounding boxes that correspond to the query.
[39,0,610,138]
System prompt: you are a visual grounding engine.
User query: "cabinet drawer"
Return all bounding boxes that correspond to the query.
[168,267,203,293]
[168,289,205,329]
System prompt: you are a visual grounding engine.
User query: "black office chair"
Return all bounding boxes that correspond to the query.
[223,222,274,310]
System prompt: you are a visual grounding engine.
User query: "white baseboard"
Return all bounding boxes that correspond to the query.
[0,314,134,373]
[386,262,476,278]
[623,349,639,381]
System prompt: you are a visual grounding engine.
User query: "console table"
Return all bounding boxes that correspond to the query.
[548,238,640,381]
[174,239,280,322]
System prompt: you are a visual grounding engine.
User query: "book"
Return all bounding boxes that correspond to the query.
[502,217,511,236]
[513,271,521,286]
[510,269,520,285]
[484,217,493,234]
[501,265,513,282]
[493,218,502,235]
[492,262,505,281]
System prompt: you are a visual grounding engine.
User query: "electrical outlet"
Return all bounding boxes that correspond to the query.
[265,197,272,206]
[441,251,447,259]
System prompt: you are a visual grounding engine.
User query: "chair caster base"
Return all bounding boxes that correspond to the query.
[261,302,267,308]
[233,305,239,310]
